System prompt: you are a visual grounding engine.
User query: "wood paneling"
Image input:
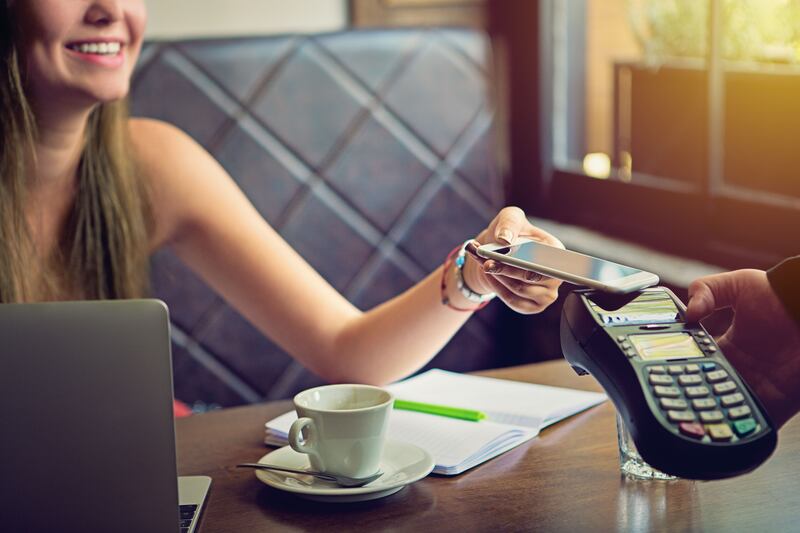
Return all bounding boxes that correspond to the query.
[350,0,486,28]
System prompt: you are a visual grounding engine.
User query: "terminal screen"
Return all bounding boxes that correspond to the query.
[591,291,680,326]
[630,333,704,361]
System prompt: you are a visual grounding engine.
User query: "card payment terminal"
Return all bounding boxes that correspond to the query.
[560,287,777,479]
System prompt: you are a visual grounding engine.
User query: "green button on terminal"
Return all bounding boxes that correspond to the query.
[733,418,757,437]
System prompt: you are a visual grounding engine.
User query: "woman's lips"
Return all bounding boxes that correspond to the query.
[65,40,125,68]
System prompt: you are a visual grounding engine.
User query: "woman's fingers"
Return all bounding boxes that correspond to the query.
[491,206,528,244]
[477,206,564,251]
[482,273,559,314]
[470,207,564,316]
[491,273,560,301]
[483,259,547,283]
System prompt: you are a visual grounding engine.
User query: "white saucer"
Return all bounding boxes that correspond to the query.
[253,440,434,502]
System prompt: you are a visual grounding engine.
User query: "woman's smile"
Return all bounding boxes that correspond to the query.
[14,0,146,103]
[65,39,125,68]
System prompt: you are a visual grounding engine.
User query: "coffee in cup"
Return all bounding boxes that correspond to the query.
[288,384,393,479]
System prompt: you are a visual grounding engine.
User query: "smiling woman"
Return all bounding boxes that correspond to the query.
[0,0,563,388]
[16,0,145,102]
[0,0,150,302]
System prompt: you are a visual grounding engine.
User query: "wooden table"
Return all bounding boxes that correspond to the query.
[176,360,800,532]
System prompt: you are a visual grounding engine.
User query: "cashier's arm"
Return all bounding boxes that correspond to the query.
[132,119,486,384]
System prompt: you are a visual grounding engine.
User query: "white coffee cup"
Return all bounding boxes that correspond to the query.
[288,384,393,479]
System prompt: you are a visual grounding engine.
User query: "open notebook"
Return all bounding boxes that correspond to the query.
[265,369,606,475]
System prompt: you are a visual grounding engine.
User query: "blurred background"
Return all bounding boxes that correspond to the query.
[133,0,800,411]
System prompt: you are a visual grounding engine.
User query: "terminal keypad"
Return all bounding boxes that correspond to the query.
[678,374,703,386]
[645,360,760,442]
[649,374,674,386]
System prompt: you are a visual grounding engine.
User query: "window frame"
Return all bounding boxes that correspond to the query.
[498,0,800,269]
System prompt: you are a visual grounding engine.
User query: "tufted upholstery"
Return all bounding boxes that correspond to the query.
[130,28,534,408]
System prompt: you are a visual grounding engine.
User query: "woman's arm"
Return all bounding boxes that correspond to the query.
[133,119,560,385]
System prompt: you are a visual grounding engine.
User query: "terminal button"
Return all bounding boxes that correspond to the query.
[706,423,734,441]
[713,381,737,395]
[728,405,752,420]
[706,346,718,353]
[654,386,681,398]
[720,393,745,407]
[678,374,703,386]
[660,398,688,410]
[733,419,758,437]
[649,374,674,386]
[617,335,626,342]
[648,365,667,374]
[668,410,696,422]
[692,398,717,411]
[695,331,707,338]
[685,386,710,398]
[701,362,717,372]
[668,365,684,375]
[685,364,701,374]
[706,370,729,383]
[679,422,706,439]
[699,410,724,423]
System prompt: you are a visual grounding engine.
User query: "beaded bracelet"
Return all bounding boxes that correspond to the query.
[440,240,496,312]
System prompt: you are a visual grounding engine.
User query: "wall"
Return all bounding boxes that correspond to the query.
[143,0,347,39]
[585,0,640,155]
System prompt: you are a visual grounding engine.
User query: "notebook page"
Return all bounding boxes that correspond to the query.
[264,370,603,475]
[388,369,606,428]
[264,409,539,474]
[388,410,537,470]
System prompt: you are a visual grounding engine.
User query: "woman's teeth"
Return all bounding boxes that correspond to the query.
[69,42,121,55]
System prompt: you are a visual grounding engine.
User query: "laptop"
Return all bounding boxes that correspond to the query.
[0,300,211,533]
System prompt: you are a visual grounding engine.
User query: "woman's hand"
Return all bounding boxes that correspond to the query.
[462,207,563,315]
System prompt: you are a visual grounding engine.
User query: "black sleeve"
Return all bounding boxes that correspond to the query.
[767,256,800,326]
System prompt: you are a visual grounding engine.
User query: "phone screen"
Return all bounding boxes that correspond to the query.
[493,241,645,283]
[590,291,681,325]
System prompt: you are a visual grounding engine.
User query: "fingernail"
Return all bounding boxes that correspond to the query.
[498,230,512,244]
[525,271,542,282]
[484,261,499,274]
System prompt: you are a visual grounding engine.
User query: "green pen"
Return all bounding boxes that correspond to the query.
[393,399,487,422]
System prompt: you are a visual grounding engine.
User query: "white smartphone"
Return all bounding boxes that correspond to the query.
[477,238,659,294]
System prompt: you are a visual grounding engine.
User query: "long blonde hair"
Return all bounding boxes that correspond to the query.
[0,3,152,302]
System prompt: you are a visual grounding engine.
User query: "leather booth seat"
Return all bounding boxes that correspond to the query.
[130,28,541,408]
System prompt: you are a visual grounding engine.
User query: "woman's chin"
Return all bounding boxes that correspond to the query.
[90,84,130,103]
[73,83,131,106]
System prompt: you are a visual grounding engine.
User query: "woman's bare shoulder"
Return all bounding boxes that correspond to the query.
[128,118,213,248]
[129,117,198,162]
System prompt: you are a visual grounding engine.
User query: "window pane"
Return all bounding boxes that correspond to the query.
[721,0,800,199]
[552,0,708,186]
[552,0,800,204]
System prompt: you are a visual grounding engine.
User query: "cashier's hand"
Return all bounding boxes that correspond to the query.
[686,269,800,429]
[462,207,563,315]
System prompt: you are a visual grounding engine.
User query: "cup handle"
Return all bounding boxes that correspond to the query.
[288,417,324,470]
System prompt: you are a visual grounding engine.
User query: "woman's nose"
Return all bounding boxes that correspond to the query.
[84,0,124,26]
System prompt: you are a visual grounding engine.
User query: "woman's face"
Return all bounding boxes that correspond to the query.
[16,0,146,107]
